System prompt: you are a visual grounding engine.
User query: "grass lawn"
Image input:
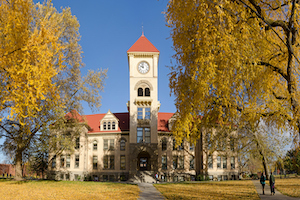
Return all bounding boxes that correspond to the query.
[154,180,260,200]
[275,177,300,198]
[0,179,139,200]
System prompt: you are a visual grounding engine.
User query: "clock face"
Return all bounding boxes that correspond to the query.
[138,62,149,74]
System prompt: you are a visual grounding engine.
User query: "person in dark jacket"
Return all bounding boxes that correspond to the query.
[260,172,266,195]
[269,172,275,195]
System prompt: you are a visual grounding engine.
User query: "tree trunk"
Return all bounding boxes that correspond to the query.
[14,149,23,181]
[259,149,269,180]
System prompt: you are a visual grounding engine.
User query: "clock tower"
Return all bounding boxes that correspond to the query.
[127,34,160,173]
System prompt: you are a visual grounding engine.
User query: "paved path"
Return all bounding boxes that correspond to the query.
[252,180,300,200]
[138,183,165,200]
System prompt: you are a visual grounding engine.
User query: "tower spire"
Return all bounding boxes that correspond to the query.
[142,23,144,36]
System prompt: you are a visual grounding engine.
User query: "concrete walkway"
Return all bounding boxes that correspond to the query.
[138,183,165,200]
[252,180,300,200]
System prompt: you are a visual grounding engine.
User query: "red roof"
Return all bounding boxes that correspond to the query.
[84,113,130,133]
[158,113,174,132]
[127,35,159,53]
[68,111,174,133]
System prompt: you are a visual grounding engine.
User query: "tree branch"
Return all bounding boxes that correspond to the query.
[257,61,288,80]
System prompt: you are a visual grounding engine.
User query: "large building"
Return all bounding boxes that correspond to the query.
[48,34,239,182]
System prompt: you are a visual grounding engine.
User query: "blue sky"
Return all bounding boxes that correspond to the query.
[0,0,176,162]
[48,0,176,115]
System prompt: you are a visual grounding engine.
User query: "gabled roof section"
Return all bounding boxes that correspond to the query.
[65,110,85,122]
[84,112,129,133]
[100,110,119,122]
[127,34,159,53]
[158,112,175,132]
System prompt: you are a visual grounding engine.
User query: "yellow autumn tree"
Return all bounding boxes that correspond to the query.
[0,0,106,180]
[166,0,300,145]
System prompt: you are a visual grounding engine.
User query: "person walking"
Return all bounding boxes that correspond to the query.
[260,172,266,195]
[155,173,159,183]
[269,172,275,195]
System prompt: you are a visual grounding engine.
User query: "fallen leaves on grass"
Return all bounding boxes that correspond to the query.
[0,179,139,200]
[275,178,300,198]
[154,180,259,200]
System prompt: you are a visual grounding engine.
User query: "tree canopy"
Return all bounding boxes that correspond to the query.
[0,0,107,180]
[166,0,300,144]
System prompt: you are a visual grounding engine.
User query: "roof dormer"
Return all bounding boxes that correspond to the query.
[100,110,119,131]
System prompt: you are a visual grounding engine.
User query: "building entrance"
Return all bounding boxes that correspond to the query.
[137,151,150,171]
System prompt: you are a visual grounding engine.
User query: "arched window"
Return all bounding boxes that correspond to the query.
[120,139,126,151]
[108,122,111,130]
[145,88,150,96]
[138,88,143,96]
[93,140,97,151]
[103,122,106,130]
[162,138,167,151]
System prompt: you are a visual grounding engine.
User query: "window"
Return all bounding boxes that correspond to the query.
[162,155,167,170]
[103,155,114,169]
[108,122,111,130]
[145,88,150,96]
[206,133,212,150]
[208,155,213,169]
[145,108,151,119]
[75,155,79,168]
[217,156,221,169]
[60,174,64,180]
[109,139,114,150]
[178,142,184,150]
[190,156,195,170]
[104,139,108,150]
[173,156,178,169]
[120,155,126,170]
[93,156,98,169]
[218,175,222,181]
[137,107,151,120]
[120,139,126,151]
[223,156,227,169]
[231,156,235,169]
[109,175,115,182]
[178,156,184,169]
[60,155,65,168]
[173,139,176,150]
[104,139,114,150]
[161,138,167,151]
[66,155,70,168]
[93,140,97,151]
[144,128,150,143]
[66,174,70,180]
[103,175,108,181]
[112,122,116,130]
[52,155,56,168]
[230,137,235,151]
[103,122,106,130]
[137,108,143,119]
[75,137,80,149]
[189,143,195,151]
[138,88,143,96]
[137,127,150,143]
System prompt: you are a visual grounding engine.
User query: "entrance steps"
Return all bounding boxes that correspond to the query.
[128,171,157,183]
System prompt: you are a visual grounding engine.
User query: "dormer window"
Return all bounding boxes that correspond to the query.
[101,120,118,131]
[103,122,106,130]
